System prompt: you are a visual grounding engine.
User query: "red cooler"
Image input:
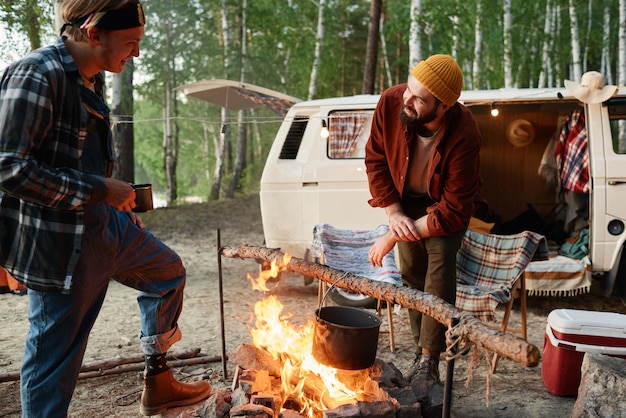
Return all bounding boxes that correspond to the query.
[542,309,626,396]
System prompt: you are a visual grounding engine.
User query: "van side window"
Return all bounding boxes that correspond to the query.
[326,110,374,159]
[279,116,309,159]
[608,99,626,154]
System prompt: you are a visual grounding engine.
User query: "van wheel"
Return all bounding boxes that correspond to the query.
[328,288,378,309]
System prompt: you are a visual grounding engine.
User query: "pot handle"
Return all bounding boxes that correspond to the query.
[318,271,350,311]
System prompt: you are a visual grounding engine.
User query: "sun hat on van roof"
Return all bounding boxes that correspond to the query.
[564,71,617,104]
[507,119,535,148]
[410,54,463,107]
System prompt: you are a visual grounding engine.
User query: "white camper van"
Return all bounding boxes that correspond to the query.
[259,84,626,302]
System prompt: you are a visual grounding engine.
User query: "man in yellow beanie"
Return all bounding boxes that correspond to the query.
[365,54,484,390]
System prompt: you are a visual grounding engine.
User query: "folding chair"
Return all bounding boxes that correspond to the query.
[312,223,402,352]
[455,229,549,373]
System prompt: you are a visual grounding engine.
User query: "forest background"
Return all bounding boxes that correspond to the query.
[1,0,625,207]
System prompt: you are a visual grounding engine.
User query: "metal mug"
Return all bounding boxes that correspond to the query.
[132,184,154,212]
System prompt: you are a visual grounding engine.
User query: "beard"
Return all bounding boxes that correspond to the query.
[400,104,438,129]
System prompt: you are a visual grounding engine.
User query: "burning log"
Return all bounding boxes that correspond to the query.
[220,245,540,368]
[228,343,399,415]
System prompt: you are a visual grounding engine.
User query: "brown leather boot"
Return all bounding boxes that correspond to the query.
[140,369,212,416]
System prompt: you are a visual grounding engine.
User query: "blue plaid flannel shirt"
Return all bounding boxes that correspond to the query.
[0,38,108,293]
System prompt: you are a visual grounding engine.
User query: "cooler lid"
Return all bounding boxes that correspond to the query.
[547,309,626,338]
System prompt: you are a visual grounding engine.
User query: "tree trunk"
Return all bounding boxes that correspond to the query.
[362,0,381,95]
[219,245,541,368]
[227,111,246,198]
[210,112,227,201]
[379,13,393,90]
[538,0,553,88]
[472,0,483,90]
[601,5,612,84]
[408,0,422,69]
[569,0,582,82]
[228,0,248,199]
[307,0,326,100]
[23,0,41,50]
[451,15,459,62]
[503,0,513,88]
[54,0,64,35]
[161,10,178,205]
[111,60,135,183]
[582,0,593,74]
[619,0,626,89]
[210,0,233,200]
[618,0,626,153]
[163,83,176,204]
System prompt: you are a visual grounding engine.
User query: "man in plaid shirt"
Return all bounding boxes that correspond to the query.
[0,1,211,416]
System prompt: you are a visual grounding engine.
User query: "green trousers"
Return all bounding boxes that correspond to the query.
[397,227,466,354]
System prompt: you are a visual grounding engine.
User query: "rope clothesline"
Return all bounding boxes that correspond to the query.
[108,113,374,132]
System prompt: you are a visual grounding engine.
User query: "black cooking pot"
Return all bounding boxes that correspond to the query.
[312,305,381,370]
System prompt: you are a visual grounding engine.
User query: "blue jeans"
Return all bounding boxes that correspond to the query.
[20,204,185,418]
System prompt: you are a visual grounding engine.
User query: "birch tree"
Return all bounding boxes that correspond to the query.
[408,0,422,69]
[601,4,612,83]
[538,0,554,88]
[162,9,179,204]
[227,0,248,199]
[379,14,393,90]
[471,0,483,90]
[503,0,513,88]
[450,14,459,62]
[53,0,63,35]
[569,0,582,82]
[210,0,232,201]
[619,0,626,152]
[582,0,593,73]
[620,0,626,89]
[307,0,326,100]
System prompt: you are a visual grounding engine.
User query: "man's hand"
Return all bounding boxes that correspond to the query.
[388,212,421,241]
[385,203,421,241]
[104,178,136,212]
[126,211,145,229]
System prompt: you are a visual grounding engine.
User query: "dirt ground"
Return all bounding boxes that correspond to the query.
[1,193,625,418]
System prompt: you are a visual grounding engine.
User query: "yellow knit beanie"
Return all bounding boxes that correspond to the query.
[410,54,463,106]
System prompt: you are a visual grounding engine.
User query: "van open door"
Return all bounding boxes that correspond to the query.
[588,97,626,300]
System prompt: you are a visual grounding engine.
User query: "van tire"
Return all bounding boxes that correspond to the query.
[328,288,378,309]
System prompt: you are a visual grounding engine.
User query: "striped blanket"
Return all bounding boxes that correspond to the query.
[311,224,402,286]
[524,255,591,296]
[455,230,549,322]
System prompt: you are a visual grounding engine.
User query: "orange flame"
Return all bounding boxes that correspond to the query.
[250,295,358,416]
[247,253,366,416]
[247,253,292,291]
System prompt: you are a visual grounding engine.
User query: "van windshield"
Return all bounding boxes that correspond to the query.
[326,110,374,159]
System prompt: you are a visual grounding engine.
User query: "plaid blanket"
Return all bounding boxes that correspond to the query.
[455,230,549,322]
[312,224,402,286]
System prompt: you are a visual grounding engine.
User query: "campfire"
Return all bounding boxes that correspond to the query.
[215,244,545,418]
[225,255,420,418]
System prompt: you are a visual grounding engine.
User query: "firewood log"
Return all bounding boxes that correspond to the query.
[220,245,540,368]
